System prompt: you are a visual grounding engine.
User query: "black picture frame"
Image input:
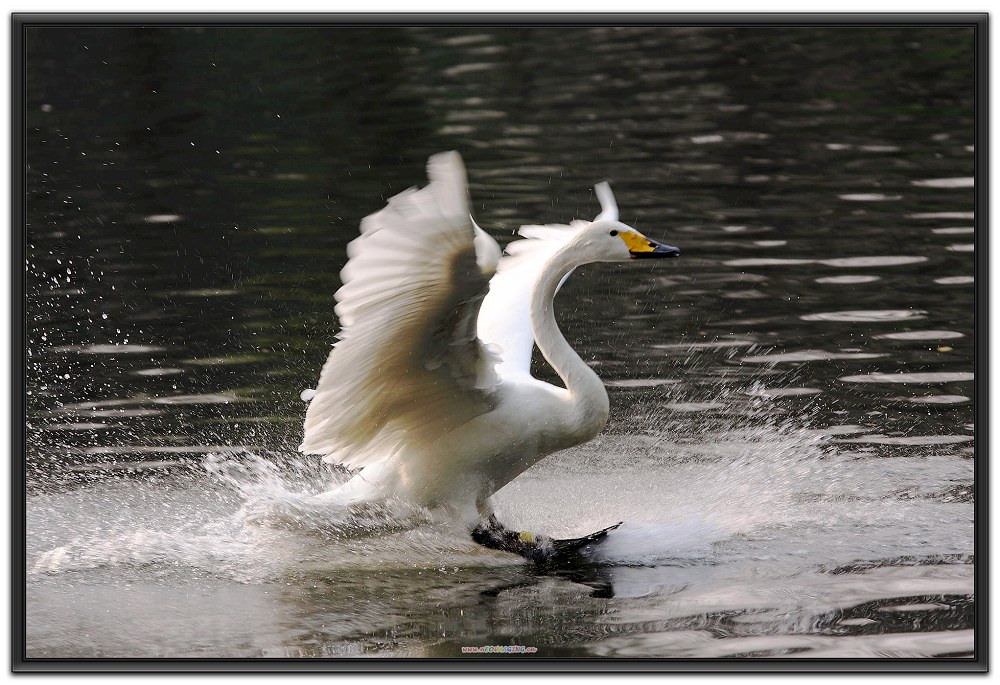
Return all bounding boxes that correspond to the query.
[11,11,988,673]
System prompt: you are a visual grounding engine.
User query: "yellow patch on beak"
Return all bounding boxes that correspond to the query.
[618,229,680,259]
[518,531,536,544]
[619,230,656,254]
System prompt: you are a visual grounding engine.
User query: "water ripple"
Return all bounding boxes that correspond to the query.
[815,275,881,284]
[664,402,725,412]
[44,422,112,431]
[48,344,168,355]
[151,393,252,405]
[754,387,822,398]
[654,339,758,350]
[607,379,680,388]
[143,214,183,224]
[725,258,814,267]
[874,331,964,341]
[818,256,927,268]
[132,367,185,376]
[909,395,970,404]
[911,177,974,188]
[839,372,973,384]
[744,350,884,363]
[801,310,926,323]
[838,434,974,445]
[727,256,927,269]
[838,193,902,202]
[908,211,974,220]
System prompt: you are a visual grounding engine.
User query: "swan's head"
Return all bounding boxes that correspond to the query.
[575,220,680,262]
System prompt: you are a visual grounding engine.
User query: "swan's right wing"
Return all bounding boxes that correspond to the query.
[477,183,620,380]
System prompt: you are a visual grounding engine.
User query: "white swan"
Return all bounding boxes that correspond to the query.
[300,152,679,557]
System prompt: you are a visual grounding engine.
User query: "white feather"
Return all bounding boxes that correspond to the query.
[477,183,620,380]
[300,160,657,517]
[594,181,619,221]
[300,152,500,467]
[477,223,585,379]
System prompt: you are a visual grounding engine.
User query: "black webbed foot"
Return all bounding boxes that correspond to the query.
[471,515,621,564]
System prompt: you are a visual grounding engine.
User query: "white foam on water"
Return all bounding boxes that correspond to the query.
[590,517,729,565]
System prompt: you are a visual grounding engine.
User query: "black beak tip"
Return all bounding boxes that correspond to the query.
[631,242,681,259]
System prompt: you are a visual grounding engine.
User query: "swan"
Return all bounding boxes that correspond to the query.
[300,152,679,560]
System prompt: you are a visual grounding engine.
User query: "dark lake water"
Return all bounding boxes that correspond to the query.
[22,24,977,660]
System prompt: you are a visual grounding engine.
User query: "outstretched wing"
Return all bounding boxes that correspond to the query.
[477,182,619,380]
[301,152,501,467]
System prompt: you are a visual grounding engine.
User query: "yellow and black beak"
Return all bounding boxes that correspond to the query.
[621,230,681,259]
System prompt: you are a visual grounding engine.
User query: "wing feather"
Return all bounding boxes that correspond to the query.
[301,152,500,466]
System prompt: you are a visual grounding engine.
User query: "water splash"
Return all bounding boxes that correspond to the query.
[28,377,971,587]
[202,451,434,540]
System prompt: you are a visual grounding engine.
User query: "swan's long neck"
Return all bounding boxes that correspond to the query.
[530,248,610,445]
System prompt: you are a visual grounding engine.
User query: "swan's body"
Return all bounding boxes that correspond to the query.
[301,152,678,528]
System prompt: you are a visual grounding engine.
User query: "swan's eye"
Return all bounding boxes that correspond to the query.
[609,230,619,236]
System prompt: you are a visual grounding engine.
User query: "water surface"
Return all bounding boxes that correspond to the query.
[23,24,976,660]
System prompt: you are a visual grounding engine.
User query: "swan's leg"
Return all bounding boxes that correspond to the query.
[470,514,554,563]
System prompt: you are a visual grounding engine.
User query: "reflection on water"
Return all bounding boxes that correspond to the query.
[23,24,975,659]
